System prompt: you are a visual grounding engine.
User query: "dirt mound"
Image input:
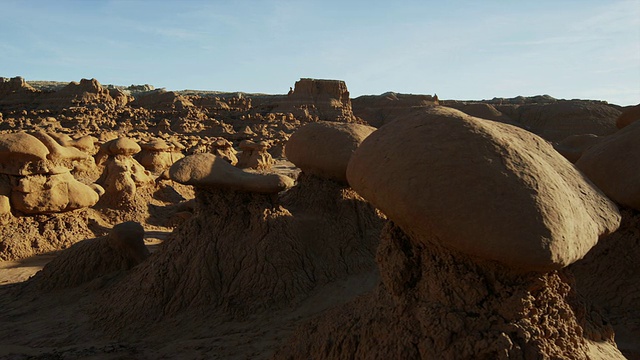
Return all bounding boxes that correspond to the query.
[274,223,622,359]
[0,209,101,261]
[25,221,149,291]
[92,166,383,335]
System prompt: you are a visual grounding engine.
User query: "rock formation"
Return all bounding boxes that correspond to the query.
[236,140,274,170]
[95,137,154,213]
[495,100,621,142]
[136,138,185,174]
[554,133,602,163]
[209,137,237,165]
[616,103,640,128]
[351,92,439,127]
[576,120,640,210]
[285,121,376,183]
[0,132,102,215]
[274,78,358,122]
[274,107,623,359]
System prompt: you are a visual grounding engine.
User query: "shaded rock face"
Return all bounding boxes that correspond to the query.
[576,120,640,210]
[616,104,640,129]
[0,77,41,110]
[276,78,357,122]
[570,208,640,359]
[347,107,620,272]
[351,92,439,127]
[274,223,617,360]
[496,101,621,142]
[554,133,602,163]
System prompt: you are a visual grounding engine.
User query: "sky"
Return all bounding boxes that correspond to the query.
[1,0,639,105]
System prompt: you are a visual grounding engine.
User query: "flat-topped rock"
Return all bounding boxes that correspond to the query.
[286,121,376,183]
[170,153,293,194]
[347,106,620,272]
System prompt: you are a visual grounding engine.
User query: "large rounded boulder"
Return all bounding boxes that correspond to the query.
[347,106,620,272]
[285,121,376,183]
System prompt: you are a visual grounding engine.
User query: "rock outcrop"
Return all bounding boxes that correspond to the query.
[576,120,640,210]
[275,106,623,359]
[351,92,439,127]
[616,104,640,129]
[275,78,358,122]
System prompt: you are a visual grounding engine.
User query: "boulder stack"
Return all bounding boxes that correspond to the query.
[274,107,623,359]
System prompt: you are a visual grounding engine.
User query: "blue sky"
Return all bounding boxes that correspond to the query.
[1,0,639,105]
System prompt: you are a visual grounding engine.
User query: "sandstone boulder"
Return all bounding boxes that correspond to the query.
[286,121,376,183]
[576,120,640,210]
[170,153,293,194]
[11,172,100,214]
[347,106,620,272]
[0,132,50,175]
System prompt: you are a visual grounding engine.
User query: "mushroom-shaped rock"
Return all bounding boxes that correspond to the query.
[236,140,274,170]
[0,132,50,175]
[616,104,640,129]
[576,120,640,210]
[106,221,149,263]
[347,107,620,272]
[137,138,184,174]
[210,137,238,165]
[286,121,376,183]
[170,153,293,194]
[106,137,141,156]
